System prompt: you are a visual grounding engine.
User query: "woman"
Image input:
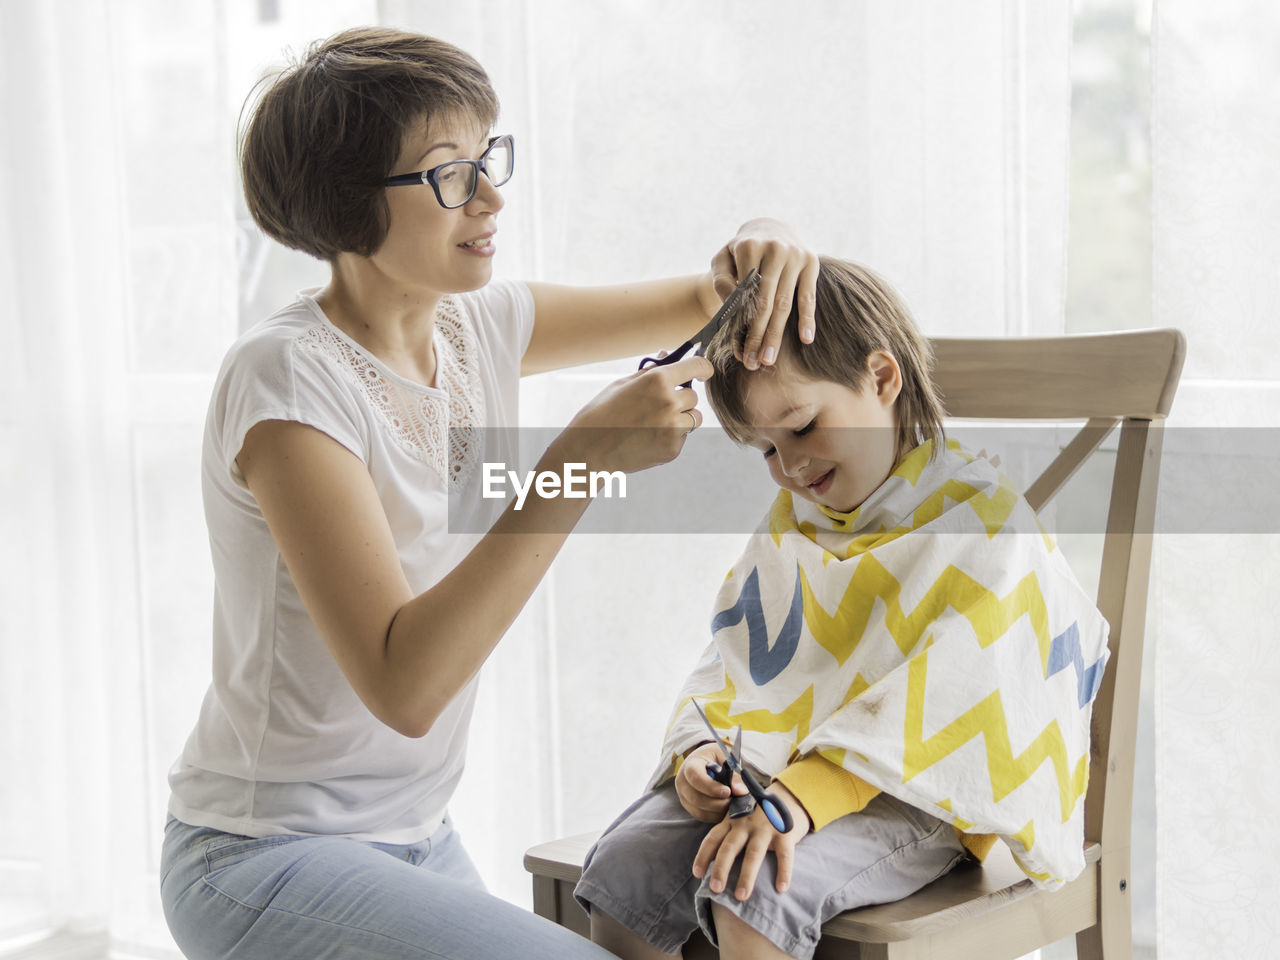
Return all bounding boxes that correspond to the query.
[159,25,819,960]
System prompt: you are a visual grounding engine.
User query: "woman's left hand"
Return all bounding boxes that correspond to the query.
[691,780,812,900]
[711,218,820,370]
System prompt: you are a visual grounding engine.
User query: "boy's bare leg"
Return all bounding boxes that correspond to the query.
[590,907,682,960]
[710,902,797,960]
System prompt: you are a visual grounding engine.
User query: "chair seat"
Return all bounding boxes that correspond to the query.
[524,832,1101,950]
[524,831,599,887]
[824,841,1101,942]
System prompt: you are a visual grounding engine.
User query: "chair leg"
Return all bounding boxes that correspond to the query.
[531,875,559,922]
[1076,851,1132,960]
[1077,919,1132,960]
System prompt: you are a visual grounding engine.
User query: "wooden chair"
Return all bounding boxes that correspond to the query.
[525,329,1186,960]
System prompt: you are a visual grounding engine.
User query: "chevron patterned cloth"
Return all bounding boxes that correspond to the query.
[650,439,1109,888]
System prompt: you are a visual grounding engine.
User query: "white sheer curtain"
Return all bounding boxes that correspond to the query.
[2,0,142,950]
[0,1,368,954]
[1152,1,1280,957]
[2,2,1087,957]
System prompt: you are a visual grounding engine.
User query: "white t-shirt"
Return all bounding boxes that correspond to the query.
[168,279,534,843]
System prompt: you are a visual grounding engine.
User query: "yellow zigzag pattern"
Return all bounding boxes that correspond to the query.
[768,442,1030,563]
[838,528,902,560]
[724,685,816,743]
[935,797,975,831]
[903,649,1089,823]
[843,672,871,703]
[800,554,1053,668]
[836,476,1027,558]
[770,491,807,548]
[1010,834,1053,883]
[912,477,1019,536]
[671,672,818,748]
[895,440,937,484]
[808,674,872,772]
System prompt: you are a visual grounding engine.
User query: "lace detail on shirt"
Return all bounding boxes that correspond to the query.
[293,297,485,489]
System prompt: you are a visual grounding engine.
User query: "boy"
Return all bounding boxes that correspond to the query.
[575,257,1110,960]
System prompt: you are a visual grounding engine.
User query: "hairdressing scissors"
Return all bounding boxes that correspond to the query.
[638,268,759,387]
[691,698,794,833]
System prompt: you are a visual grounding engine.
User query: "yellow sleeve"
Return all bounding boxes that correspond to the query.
[773,754,882,832]
[775,755,1000,859]
[957,832,998,861]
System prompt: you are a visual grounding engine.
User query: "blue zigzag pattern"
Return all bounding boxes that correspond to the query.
[713,567,804,686]
[1046,621,1105,708]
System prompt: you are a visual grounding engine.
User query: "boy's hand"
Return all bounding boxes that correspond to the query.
[691,781,812,899]
[675,742,750,822]
[710,218,820,369]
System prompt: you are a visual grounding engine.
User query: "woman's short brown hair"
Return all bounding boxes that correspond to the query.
[239,27,499,262]
[706,257,946,460]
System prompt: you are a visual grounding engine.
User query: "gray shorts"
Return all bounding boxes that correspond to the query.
[574,783,968,960]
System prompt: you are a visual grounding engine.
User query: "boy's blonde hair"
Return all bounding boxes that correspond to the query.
[706,257,945,459]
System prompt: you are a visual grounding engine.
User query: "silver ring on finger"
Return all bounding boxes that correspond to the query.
[685,410,697,434]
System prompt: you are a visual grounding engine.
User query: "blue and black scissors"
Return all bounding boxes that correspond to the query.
[691,698,794,833]
[638,269,759,387]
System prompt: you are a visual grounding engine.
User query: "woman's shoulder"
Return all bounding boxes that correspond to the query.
[218,292,389,403]
[207,294,369,470]
[220,292,328,367]
[210,292,365,421]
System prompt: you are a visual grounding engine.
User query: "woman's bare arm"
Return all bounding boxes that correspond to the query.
[521,218,819,375]
[238,354,711,738]
[521,273,719,375]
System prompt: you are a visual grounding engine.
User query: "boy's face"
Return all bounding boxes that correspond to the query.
[740,352,902,514]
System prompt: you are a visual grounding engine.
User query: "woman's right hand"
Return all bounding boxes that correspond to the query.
[556,354,713,474]
[675,742,750,822]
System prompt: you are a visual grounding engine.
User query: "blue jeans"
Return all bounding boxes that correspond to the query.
[160,816,613,960]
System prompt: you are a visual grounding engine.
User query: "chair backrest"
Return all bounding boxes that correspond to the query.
[928,329,1185,858]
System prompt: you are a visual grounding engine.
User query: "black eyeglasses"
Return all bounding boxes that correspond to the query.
[384,134,514,209]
